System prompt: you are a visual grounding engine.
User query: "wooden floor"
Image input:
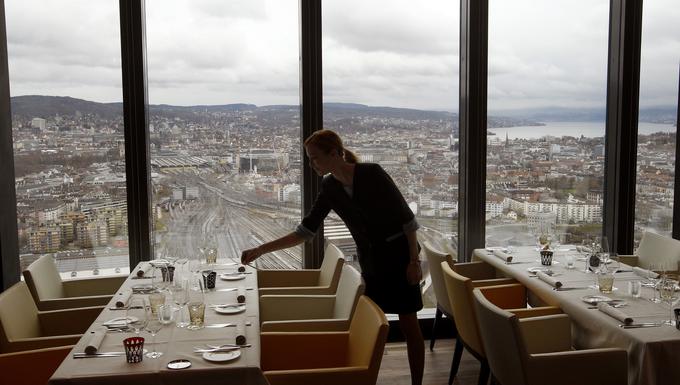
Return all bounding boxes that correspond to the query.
[377,338,482,385]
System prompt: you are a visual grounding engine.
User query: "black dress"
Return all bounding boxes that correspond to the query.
[295,163,423,314]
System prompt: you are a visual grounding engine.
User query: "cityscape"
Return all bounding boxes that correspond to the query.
[11,96,676,288]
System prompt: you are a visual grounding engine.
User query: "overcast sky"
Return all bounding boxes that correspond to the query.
[5,0,679,111]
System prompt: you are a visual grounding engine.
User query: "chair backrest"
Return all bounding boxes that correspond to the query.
[441,261,485,356]
[333,265,365,319]
[319,242,345,287]
[23,255,65,302]
[347,296,389,384]
[637,231,680,270]
[0,345,73,385]
[0,282,42,353]
[423,241,453,316]
[473,288,528,385]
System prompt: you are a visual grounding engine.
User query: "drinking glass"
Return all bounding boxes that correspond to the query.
[144,310,164,359]
[628,281,642,298]
[649,263,663,303]
[148,292,166,317]
[564,254,575,269]
[171,280,190,328]
[659,275,679,326]
[186,280,205,330]
[126,297,147,334]
[158,304,175,325]
[597,271,615,293]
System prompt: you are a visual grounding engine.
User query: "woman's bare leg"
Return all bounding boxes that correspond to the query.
[399,312,424,385]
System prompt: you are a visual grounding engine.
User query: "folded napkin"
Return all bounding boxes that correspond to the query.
[84,327,107,354]
[114,290,132,308]
[136,264,150,278]
[633,267,659,279]
[492,250,513,263]
[536,271,562,289]
[597,303,633,325]
[237,287,246,304]
[235,320,246,345]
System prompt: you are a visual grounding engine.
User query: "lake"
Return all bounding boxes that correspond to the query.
[488,121,676,140]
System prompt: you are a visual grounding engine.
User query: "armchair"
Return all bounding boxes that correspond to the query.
[260,265,364,332]
[23,255,125,310]
[257,243,344,295]
[473,286,627,385]
[0,282,102,353]
[261,295,389,385]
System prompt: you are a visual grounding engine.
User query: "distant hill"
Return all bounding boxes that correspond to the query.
[491,105,677,124]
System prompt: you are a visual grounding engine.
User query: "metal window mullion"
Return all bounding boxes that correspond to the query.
[119,0,152,267]
[299,0,324,268]
[458,0,488,262]
[673,65,680,239]
[603,0,643,255]
[0,0,20,290]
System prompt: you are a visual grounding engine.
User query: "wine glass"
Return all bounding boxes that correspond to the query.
[126,297,147,334]
[659,274,679,326]
[171,279,190,328]
[144,308,164,359]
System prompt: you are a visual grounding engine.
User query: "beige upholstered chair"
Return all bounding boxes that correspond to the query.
[0,345,72,385]
[23,255,125,310]
[473,286,628,385]
[258,243,344,295]
[261,295,389,385]
[0,282,101,353]
[422,240,456,351]
[442,261,561,385]
[618,231,680,271]
[260,264,364,332]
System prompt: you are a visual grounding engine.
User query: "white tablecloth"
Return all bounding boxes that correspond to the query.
[49,261,267,385]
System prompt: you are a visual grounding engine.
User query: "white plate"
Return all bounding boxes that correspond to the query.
[214,304,246,314]
[103,316,138,326]
[131,284,155,293]
[203,349,241,362]
[220,274,246,281]
[527,267,552,274]
[581,295,612,305]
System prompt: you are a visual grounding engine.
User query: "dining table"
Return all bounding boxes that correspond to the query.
[474,246,680,385]
[48,261,268,385]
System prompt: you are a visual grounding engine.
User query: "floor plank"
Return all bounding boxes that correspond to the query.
[377,338,482,385]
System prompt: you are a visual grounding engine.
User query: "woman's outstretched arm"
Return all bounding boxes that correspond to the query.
[241,232,305,264]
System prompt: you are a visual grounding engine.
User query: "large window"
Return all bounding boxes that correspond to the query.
[6,1,128,276]
[486,0,609,248]
[634,0,680,244]
[322,0,459,308]
[146,0,302,268]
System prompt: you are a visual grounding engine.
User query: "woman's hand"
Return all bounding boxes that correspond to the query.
[406,260,422,285]
[241,247,262,265]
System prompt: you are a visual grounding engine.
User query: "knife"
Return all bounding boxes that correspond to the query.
[555,287,590,291]
[204,321,252,328]
[73,352,125,358]
[215,287,254,292]
[619,322,663,328]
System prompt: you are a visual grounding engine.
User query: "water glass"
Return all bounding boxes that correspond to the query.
[187,302,206,330]
[598,272,615,293]
[628,280,642,298]
[564,254,575,269]
[126,297,147,334]
[158,304,175,325]
[144,316,164,359]
[171,280,190,328]
[148,292,166,316]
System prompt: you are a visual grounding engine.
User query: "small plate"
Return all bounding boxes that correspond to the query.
[203,349,241,362]
[220,274,246,281]
[103,316,138,327]
[527,267,552,274]
[131,284,156,294]
[167,359,192,369]
[581,295,612,305]
[214,304,246,314]
[149,259,169,267]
